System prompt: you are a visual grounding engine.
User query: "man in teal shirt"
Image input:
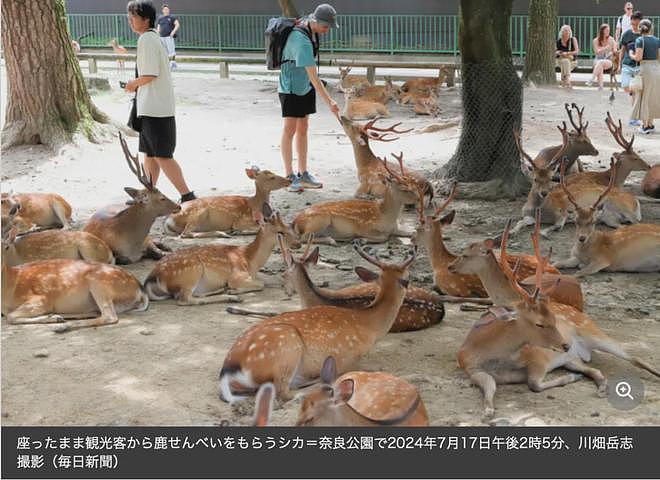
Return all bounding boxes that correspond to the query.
[278,4,341,192]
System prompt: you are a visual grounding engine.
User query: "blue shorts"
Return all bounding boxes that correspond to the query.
[621,65,640,88]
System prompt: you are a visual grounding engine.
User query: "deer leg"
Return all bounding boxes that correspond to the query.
[553,256,580,269]
[574,259,610,277]
[509,216,535,235]
[227,272,265,295]
[526,355,583,393]
[7,302,65,325]
[52,202,71,229]
[310,235,338,246]
[540,216,566,238]
[144,238,169,260]
[176,288,241,306]
[468,370,498,418]
[563,360,607,396]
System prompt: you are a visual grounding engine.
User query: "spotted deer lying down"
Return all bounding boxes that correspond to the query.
[2,203,148,332]
[1,192,72,233]
[342,88,390,120]
[144,203,299,305]
[337,67,371,93]
[296,357,429,426]
[279,234,444,332]
[165,167,291,237]
[219,242,416,402]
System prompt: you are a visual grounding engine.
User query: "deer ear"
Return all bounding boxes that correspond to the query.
[334,379,355,404]
[124,187,139,199]
[483,239,495,250]
[9,203,21,216]
[320,357,337,384]
[253,383,275,427]
[355,266,379,283]
[245,168,257,179]
[439,210,456,225]
[305,246,320,265]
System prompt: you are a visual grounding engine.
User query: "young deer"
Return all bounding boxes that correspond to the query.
[1,192,72,233]
[642,165,660,198]
[554,169,660,276]
[278,234,444,332]
[164,167,291,237]
[337,67,371,93]
[83,134,180,264]
[107,38,127,71]
[565,113,650,188]
[2,203,148,332]
[342,88,390,120]
[291,155,419,245]
[339,117,432,204]
[296,357,429,426]
[401,67,449,94]
[144,204,299,305]
[219,242,416,402]
[355,77,400,105]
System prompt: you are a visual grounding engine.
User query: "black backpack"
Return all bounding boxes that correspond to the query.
[265,17,319,71]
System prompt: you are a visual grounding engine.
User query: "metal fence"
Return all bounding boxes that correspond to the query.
[68,14,660,57]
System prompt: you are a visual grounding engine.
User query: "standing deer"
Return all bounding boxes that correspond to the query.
[278,234,444,332]
[337,67,371,93]
[296,357,429,426]
[219,242,416,402]
[291,155,419,245]
[144,203,299,305]
[2,202,148,332]
[164,167,291,237]
[107,38,127,72]
[1,192,72,233]
[83,134,180,264]
[554,169,660,276]
[339,117,432,204]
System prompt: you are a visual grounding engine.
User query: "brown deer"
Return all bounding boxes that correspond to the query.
[144,203,299,305]
[554,168,660,276]
[107,38,127,72]
[278,234,444,332]
[296,357,429,426]
[565,113,650,188]
[83,134,180,264]
[354,77,400,105]
[401,67,450,94]
[219,242,416,402]
[337,67,371,93]
[164,167,291,237]
[2,202,148,333]
[291,155,419,245]
[642,165,660,198]
[339,117,432,204]
[342,88,390,120]
[1,192,72,233]
[401,89,441,116]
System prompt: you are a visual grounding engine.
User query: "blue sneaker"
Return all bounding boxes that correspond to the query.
[299,171,323,189]
[287,173,304,193]
[628,119,641,127]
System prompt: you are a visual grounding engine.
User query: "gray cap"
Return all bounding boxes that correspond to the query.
[309,4,339,29]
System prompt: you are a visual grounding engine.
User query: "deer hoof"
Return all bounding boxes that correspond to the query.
[482,407,495,420]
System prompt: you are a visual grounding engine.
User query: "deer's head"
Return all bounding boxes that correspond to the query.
[412,182,457,250]
[278,234,319,297]
[606,112,650,174]
[352,241,416,303]
[565,103,598,156]
[338,66,351,80]
[259,203,300,249]
[246,166,292,192]
[296,357,349,426]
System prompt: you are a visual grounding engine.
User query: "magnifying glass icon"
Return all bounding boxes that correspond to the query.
[615,381,634,400]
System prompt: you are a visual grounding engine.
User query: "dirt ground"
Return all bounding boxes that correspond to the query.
[1,66,659,427]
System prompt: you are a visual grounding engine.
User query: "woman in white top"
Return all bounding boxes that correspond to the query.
[589,24,617,90]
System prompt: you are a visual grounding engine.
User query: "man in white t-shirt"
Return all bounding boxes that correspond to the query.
[615,2,634,43]
[125,0,195,203]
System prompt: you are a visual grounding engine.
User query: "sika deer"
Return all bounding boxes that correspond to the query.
[339,117,432,204]
[144,203,299,305]
[401,67,449,94]
[1,192,72,233]
[642,165,660,198]
[296,356,429,426]
[338,67,371,93]
[342,88,390,120]
[278,234,444,332]
[83,134,180,264]
[291,155,419,245]
[565,113,650,188]
[165,167,291,237]
[554,169,660,276]
[2,202,148,332]
[219,242,416,402]
[355,76,400,105]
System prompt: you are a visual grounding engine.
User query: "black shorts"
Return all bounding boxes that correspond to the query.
[139,116,176,158]
[279,87,316,118]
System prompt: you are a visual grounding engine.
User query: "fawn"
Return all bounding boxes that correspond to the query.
[219,242,416,402]
[296,357,429,426]
[144,203,299,305]
[1,192,72,233]
[165,167,291,237]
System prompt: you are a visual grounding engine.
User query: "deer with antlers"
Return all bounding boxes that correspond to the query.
[144,203,299,305]
[554,167,660,276]
[1,192,72,233]
[278,234,444,332]
[337,67,371,93]
[83,134,180,264]
[339,116,433,204]
[164,167,291,237]
[219,242,416,402]
[2,202,148,332]
[296,357,429,426]
[292,155,419,245]
[564,113,650,188]
[342,87,390,120]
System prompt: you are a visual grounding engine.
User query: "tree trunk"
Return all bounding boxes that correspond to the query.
[1,0,110,149]
[435,0,527,199]
[278,0,299,18]
[523,0,558,85]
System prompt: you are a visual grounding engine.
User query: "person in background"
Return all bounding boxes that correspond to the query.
[630,19,659,134]
[157,3,179,71]
[588,24,616,90]
[615,2,634,44]
[555,25,579,89]
[618,10,642,121]
[125,0,196,203]
[278,4,341,193]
